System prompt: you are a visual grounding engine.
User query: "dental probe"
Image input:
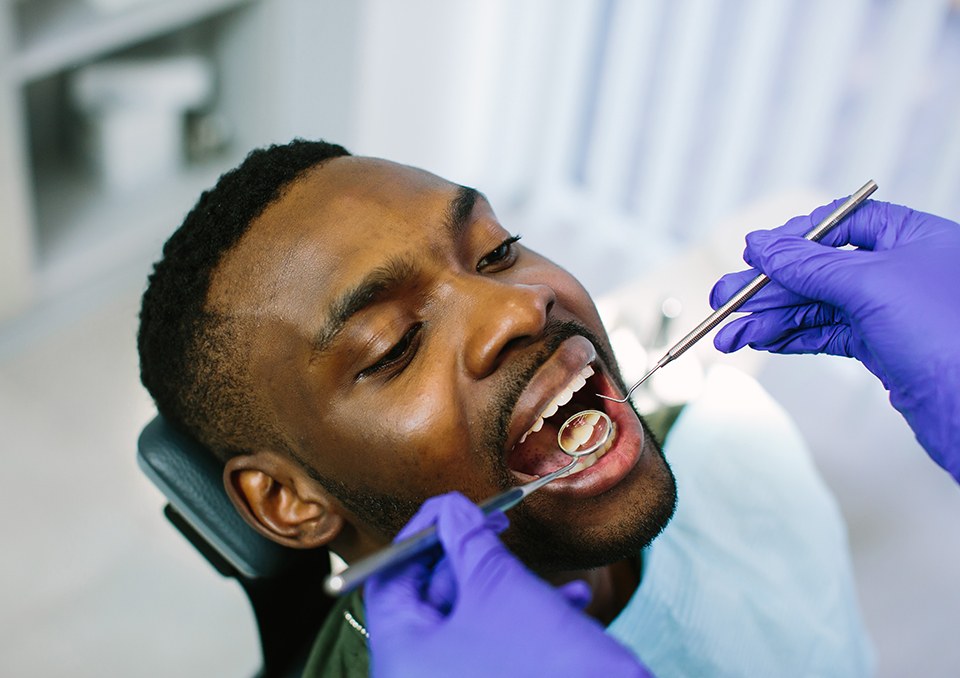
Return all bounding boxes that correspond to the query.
[598,179,878,404]
[323,410,613,597]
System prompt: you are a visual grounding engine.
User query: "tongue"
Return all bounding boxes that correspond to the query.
[506,423,572,476]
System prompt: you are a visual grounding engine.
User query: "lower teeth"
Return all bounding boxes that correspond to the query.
[560,425,616,477]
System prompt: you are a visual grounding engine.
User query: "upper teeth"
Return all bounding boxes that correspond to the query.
[519,365,595,444]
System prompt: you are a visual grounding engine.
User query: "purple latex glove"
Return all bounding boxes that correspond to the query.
[365,492,652,678]
[710,199,960,481]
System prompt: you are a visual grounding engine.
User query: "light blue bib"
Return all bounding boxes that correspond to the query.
[608,366,874,677]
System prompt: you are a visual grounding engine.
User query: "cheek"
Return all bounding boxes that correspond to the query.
[310,377,476,496]
[558,277,604,326]
[519,253,607,330]
[380,406,466,491]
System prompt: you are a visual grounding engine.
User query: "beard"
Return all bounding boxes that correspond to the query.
[497,410,677,574]
[306,318,677,574]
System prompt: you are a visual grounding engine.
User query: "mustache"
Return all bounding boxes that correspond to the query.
[482,318,624,482]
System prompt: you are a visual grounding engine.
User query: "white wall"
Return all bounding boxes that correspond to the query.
[350,0,960,293]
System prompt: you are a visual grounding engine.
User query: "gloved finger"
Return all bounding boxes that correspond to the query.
[483,510,510,535]
[374,523,499,619]
[749,195,886,260]
[557,580,593,610]
[751,300,844,334]
[426,492,508,590]
[368,492,471,620]
[396,492,508,543]
[715,196,871,311]
[393,493,458,541]
[814,200,959,253]
[366,498,480,629]
[713,302,834,353]
[745,232,864,309]
[710,269,755,309]
[752,324,859,359]
[755,198,901,260]
[424,556,457,615]
[385,494,511,614]
[714,315,772,353]
[365,551,446,632]
[805,198,902,252]
[710,269,809,311]
[718,199,849,299]
[715,310,857,357]
[432,493,497,563]
[758,201,841,244]
[433,496,529,597]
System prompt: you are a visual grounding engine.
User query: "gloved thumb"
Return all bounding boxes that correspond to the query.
[423,507,509,612]
[434,497,531,599]
[557,579,593,610]
[745,230,862,309]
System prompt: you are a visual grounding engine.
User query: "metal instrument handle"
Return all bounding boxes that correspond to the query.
[322,457,578,596]
[600,180,877,404]
[663,179,877,366]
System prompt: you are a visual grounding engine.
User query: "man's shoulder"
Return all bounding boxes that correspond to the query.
[302,589,370,678]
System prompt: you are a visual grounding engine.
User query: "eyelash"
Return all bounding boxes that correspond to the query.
[360,321,423,379]
[476,234,522,272]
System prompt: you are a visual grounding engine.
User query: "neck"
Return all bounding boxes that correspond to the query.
[547,555,641,626]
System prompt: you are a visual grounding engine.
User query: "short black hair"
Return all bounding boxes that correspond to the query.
[138,139,350,459]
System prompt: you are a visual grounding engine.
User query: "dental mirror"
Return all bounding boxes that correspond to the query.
[557,409,612,458]
[323,409,613,596]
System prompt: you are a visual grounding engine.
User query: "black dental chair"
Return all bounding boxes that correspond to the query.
[137,415,335,678]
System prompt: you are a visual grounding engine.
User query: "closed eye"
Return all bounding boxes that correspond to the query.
[476,234,521,272]
[359,322,423,379]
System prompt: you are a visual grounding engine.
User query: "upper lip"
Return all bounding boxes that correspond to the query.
[504,335,598,456]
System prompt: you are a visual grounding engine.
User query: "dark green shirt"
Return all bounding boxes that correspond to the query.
[302,588,369,677]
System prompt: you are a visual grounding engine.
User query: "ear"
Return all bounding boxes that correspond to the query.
[223,451,344,549]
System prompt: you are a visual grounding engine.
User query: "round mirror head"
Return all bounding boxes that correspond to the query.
[557,409,613,457]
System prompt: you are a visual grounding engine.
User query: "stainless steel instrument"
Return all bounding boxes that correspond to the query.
[599,180,878,404]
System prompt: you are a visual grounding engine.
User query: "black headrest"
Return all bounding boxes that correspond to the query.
[137,415,319,580]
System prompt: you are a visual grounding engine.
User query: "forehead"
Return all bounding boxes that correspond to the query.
[207,156,461,315]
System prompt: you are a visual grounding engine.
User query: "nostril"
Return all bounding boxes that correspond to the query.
[487,334,536,374]
[493,334,535,370]
[466,282,554,378]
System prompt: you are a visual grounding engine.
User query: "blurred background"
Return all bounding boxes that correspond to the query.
[2,0,959,675]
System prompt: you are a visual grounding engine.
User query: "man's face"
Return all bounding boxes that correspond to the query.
[210,157,675,573]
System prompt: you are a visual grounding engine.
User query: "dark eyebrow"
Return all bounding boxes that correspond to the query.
[312,185,483,354]
[313,256,417,353]
[446,186,481,238]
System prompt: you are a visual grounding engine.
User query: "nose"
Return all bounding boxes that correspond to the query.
[461,278,556,379]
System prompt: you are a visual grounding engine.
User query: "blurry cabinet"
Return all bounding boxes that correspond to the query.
[0,0,360,322]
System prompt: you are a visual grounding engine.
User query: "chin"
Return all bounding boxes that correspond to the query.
[502,437,677,575]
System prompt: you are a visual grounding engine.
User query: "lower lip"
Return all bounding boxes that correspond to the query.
[534,392,644,498]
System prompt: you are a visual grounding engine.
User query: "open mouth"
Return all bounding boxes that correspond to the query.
[505,364,618,480]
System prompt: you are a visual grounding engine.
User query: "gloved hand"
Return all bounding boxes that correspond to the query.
[710,199,960,481]
[365,492,652,678]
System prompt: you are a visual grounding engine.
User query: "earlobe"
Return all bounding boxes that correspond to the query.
[223,454,344,549]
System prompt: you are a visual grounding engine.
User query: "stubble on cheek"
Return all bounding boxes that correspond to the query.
[301,390,516,541]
